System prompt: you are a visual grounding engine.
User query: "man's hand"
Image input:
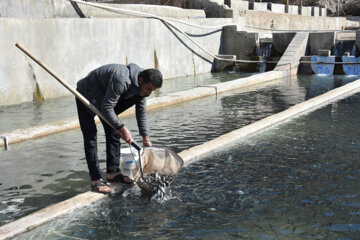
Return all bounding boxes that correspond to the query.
[142,135,152,147]
[119,126,132,144]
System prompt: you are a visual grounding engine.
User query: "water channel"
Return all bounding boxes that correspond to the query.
[0,72,250,133]
[1,74,360,239]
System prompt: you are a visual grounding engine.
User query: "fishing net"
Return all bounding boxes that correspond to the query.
[120,146,184,196]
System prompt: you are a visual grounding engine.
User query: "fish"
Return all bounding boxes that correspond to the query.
[138,172,173,199]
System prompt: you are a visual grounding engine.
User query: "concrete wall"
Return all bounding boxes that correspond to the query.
[240,10,347,32]
[312,7,320,17]
[0,17,232,106]
[180,0,233,18]
[286,5,298,15]
[269,3,285,14]
[0,0,349,106]
[251,2,268,12]
[0,0,205,18]
[0,0,330,19]
[356,30,360,51]
[272,32,296,54]
[231,0,248,11]
[346,20,360,30]
[308,32,336,55]
[300,6,312,16]
[219,25,257,57]
[320,7,327,17]
[0,0,234,18]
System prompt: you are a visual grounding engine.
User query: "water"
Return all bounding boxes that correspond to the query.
[0,74,359,228]
[13,77,360,239]
[0,72,248,133]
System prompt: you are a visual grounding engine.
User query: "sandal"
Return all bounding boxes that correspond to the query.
[91,180,112,194]
[107,173,133,184]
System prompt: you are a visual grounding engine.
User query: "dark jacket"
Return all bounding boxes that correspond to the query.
[77,63,148,136]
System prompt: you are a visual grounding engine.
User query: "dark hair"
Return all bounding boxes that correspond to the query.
[139,69,163,88]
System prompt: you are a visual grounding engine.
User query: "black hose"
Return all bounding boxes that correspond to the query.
[70,1,86,18]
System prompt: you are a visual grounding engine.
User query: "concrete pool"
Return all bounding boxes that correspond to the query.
[1,74,360,239]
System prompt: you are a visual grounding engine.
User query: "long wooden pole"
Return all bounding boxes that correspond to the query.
[15,43,142,150]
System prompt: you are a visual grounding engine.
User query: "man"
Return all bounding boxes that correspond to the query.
[76,63,163,193]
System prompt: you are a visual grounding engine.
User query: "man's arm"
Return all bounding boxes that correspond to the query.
[135,97,152,146]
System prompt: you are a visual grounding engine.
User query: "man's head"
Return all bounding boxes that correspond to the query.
[138,69,163,97]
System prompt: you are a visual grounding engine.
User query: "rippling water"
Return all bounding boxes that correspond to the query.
[14,78,360,239]
[0,72,249,133]
[1,74,360,237]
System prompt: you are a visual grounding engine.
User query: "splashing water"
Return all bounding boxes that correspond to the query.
[140,172,173,200]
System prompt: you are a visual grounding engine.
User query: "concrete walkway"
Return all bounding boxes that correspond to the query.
[1,77,360,240]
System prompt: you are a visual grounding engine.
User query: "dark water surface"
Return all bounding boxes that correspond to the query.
[1,75,359,238]
[22,90,360,240]
[0,72,249,133]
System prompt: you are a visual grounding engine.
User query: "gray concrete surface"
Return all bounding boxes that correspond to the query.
[275,32,309,75]
[272,32,296,55]
[269,3,285,14]
[0,0,350,106]
[336,31,356,41]
[219,25,257,57]
[0,17,232,106]
[2,76,360,240]
[212,54,236,72]
[241,10,347,32]
[231,0,248,11]
[286,5,298,15]
[308,32,335,55]
[0,0,205,18]
[318,49,331,56]
[320,7,327,17]
[346,20,360,30]
[251,2,268,12]
[300,6,312,16]
[312,7,320,17]
[183,0,234,18]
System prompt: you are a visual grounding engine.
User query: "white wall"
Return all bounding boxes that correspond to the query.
[0,18,232,106]
[270,3,285,14]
